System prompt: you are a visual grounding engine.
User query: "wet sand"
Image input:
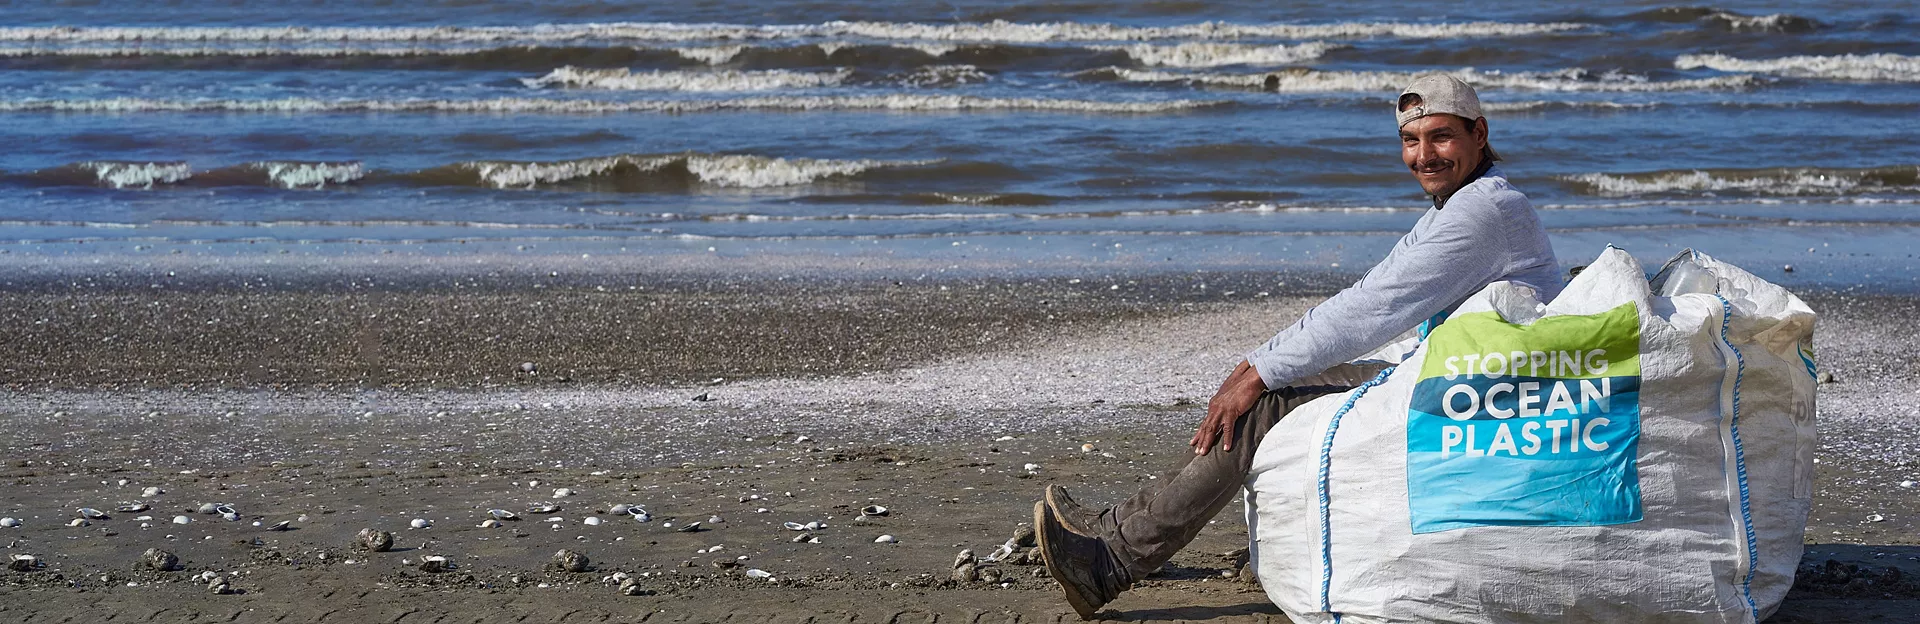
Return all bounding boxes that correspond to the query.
[1,254,1916,622]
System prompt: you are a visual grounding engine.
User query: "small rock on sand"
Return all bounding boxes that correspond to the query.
[549,549,590,573]
[141,548,180,572]
[357,528,394,552]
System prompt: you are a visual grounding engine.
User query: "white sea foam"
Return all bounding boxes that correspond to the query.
[521,66,850,91]
[1674,53,1920,82]
[0,20,1586,44]
[1564,167,1920,196]
[85,161,193,189]
[673,45,747,65]
[684,155,935,188]
[1101,42,1338,68]
[464,154,938,189]
[256,161,364,189]
[1096,66,1759,92]
[895,65,990,87]
[465,155,672,188]
[0,95,1226,114]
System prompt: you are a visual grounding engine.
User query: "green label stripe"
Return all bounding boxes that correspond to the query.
[1418,302,1641,382]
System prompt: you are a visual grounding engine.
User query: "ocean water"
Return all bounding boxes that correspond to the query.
[0,1,1916,274]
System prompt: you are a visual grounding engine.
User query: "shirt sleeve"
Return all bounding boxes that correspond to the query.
[1245,199,1509,389]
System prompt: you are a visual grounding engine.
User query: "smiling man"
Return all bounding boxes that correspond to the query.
[1034,74,1565,619]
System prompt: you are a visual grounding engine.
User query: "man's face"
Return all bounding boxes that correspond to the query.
[1399,114,1487,198]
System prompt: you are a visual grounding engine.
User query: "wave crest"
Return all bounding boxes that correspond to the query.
[439,153,940,189]
[0,21,1585,45]
[521,66,850,91]
[0,95,1227,114]
[1087,66,1760,92]
[1562,166,1920,197]
[1675,53,1920,82]
[1101,42,1338,68]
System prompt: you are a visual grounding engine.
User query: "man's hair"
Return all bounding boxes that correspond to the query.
[1398,93,1500,162]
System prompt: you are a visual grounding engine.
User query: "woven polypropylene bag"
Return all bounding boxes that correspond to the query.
[1245,247,1816,623]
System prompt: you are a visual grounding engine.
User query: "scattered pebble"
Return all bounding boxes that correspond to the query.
[141,548,180,572]
[410,518,432,529]
[357,528,394,552]
[1024,463,1041,472]
[550,549,590,573]
[1902,481,1916,489]
[0,518,19,528]
[552,488,575,499]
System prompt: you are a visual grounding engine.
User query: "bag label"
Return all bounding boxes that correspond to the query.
[1407,302,1643,534]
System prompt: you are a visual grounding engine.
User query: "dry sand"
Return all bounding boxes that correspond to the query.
[1,256,1916,622]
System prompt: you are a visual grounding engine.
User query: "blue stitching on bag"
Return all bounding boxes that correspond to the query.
[1716,295,1759,620]
[1317,366,1398,615]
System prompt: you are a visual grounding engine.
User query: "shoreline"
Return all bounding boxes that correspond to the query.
[2,250,1917,621]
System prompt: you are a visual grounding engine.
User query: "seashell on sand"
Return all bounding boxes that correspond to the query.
[172,515,192,525]
[419,555,452,573]
[409,518,432,529]
[874,534,898,544]
[0,518,19,528]
[488,509,519,520]
[527,504,560,514]
[859,505,889,517]
[8,554,37,572]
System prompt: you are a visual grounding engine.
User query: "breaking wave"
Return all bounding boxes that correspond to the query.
[417,153,941,189]
[1675,53,1920,82]
[0,20,1588,45]
[1628,7,1820,33]
[1101,42,1339,68]
[891,65,992,87]
[1085,66,1761,92]
[1562,165,1920,197]
[0,95,1228,114]
[521,66,851,91]
[30,161,195,189]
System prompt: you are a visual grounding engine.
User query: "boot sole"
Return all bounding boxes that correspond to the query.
[1034,500,1103,620]
[1043,484,1102,537]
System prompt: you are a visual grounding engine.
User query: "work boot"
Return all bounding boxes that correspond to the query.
[1035,500,1133,620]
[1044,484,1112,537]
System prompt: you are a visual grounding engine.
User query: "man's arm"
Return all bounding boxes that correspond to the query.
[1188,202,1512,456]
[1247,202,1509,391]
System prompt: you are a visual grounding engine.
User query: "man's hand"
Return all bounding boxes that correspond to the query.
[1190,360,1269,456]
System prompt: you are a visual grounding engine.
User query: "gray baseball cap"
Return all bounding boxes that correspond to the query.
[1396,74,1499,160]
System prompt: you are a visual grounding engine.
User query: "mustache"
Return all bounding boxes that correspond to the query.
[1411,158,1455,173]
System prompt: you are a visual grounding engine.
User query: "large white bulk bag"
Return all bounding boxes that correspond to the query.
[1245,247,1817,623]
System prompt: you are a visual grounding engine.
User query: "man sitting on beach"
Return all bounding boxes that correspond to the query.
[1034,74,1566,619]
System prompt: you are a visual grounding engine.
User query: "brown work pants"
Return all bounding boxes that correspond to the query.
[1100,363,1386,579]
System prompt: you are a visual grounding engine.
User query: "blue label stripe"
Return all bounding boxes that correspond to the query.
[1716,295,1759,621]
[1317,366,1397,615]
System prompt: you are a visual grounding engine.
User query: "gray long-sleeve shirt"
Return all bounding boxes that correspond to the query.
[1246,166,1562,390]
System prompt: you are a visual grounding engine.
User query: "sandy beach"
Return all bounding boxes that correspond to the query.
[0,253,1915,622]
